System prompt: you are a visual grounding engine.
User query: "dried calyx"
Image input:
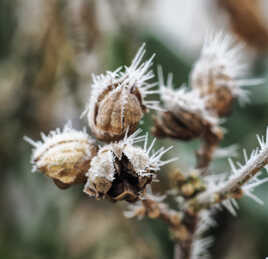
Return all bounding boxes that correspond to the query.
[191,32,262,117]
[83,43,158,142]
[84,130,174,202]
[152,68,223,142]
[24,122,98,189]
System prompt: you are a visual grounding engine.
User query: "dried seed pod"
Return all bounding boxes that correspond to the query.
[153,72,222,141]
[218,0,268,51]
[190,32,262,117]
[83,43,159,142]
[84,130,173,202]
[24,122,98,189]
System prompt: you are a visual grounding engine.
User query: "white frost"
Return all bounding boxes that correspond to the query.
[83,43,159,134]
[85,130,175,185]
[191,32,263,105]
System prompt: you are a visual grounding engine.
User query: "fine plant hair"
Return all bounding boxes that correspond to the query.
[25,32,267,259]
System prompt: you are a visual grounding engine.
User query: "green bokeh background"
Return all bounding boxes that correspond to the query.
[1,1,268,259]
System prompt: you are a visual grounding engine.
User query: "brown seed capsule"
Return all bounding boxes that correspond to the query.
[90,84,145,142]
[152,110,216,141]
[25,122,98,189]
[218,0,268,51]
[84,130,172,202]
[84,44,157,142]
[190,32,262,117]
[152,86,222,141]
[191,64,234,117]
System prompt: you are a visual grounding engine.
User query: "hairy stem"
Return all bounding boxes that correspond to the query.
[196,130,222,173]
[194,143,268,210]
[196,138,220,172]
[175,130,222,258]
[141,199,182,228]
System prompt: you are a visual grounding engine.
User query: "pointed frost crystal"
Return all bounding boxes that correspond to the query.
[153,68,222,142]
[83,43,158,142]
[84,130,174,202]
[190,32,262,117]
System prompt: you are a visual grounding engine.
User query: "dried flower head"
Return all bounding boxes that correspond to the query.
[190,32,262,116]
[84,130,174,202]
[152,68,222,141]
[24,122,98,189]
[83,43,158,142]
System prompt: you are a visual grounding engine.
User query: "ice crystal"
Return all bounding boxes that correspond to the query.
[191,32,263,104]
[158,66,218,125]
[198,127,268,213]
[83,43,159,121]
[84,130,175,197]
[190,210,216,259]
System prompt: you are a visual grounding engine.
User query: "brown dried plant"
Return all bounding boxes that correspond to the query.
[25,34,267,259]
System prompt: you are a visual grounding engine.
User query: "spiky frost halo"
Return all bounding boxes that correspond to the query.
[197,127,268,215]
[191,32,263,104]
[24,121,96,173]
[84,129,175,197]
[158,67,219,126]
[83,43,159,134]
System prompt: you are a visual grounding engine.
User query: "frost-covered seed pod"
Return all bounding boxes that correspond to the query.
[83,43,159,142]
[24,122,98,189]
[84,130,174,202]
[190,32,261,117]
[153,70,222,141]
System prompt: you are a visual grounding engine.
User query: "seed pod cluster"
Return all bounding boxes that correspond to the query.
[24,44,175,204]
[153,33,261,142]
[84,130,172,202]
[84,43,158,142]
[25,122,98,189]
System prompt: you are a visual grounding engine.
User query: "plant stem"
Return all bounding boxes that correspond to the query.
[174,244,183,259]
[196,130,222,173]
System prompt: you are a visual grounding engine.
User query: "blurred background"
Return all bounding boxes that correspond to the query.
[1,0,268,258]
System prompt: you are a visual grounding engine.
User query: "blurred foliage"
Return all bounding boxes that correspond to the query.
[0,0,16,59]
[1,1,268,259]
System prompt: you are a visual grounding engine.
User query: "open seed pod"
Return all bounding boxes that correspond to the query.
[83,43,159,142]
[25,122,98,189]
[84,130,173,202]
